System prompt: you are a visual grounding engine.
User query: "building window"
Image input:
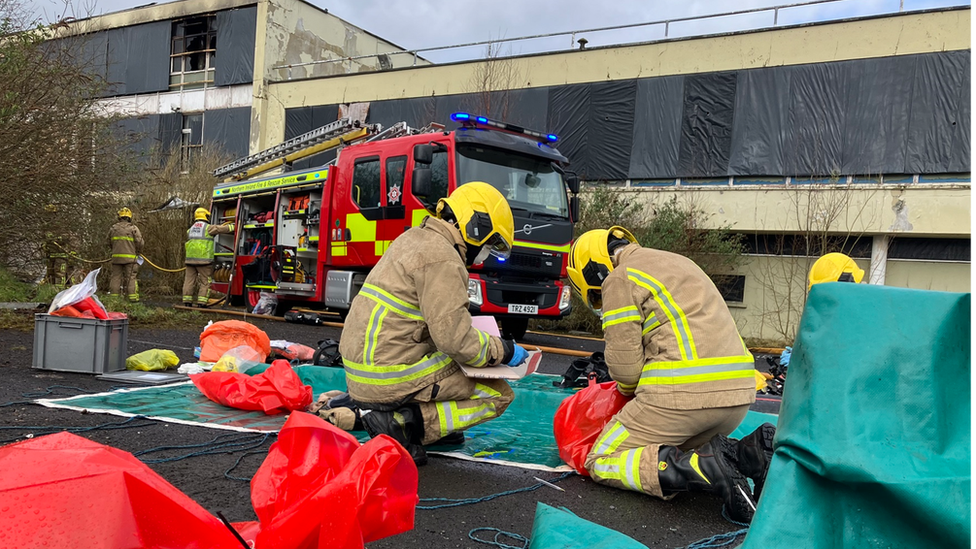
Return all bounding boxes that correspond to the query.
[171,16,216,91]
[181,114,203,172]
[711,274,745,303]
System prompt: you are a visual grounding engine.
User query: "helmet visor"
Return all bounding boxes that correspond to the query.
[472,231,512,265]
[586,289,603,316]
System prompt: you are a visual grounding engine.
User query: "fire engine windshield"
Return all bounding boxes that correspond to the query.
[455,144,569,218]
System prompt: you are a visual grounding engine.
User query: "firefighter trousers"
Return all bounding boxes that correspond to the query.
[408,368,514,446]
[45,259,67,287]
[109,263,139,302]
[583,399,750,498]
[183,264,213,305]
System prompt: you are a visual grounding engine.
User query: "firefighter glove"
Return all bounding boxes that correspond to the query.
[501,339,528,367]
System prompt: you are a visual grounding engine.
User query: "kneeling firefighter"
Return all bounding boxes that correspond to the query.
[184,208,235,307]
[332,182,528,466]
[567,227,776,523]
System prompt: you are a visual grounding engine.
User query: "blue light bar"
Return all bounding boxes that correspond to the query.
[450,112,559,145]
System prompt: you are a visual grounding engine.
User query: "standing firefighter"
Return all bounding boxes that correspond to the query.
[334,183,528,466]
[183,207,234,307]
[41,233,69,288]
[567,226,775,523]
[108,207,144,302]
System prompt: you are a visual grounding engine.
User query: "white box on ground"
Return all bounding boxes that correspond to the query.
[459,316,542,380]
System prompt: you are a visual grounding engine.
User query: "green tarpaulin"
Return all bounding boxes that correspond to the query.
[527,503,648,549]
[42,366,776,471]
[741,284,971,549]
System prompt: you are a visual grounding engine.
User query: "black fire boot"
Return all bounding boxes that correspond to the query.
[734,423,776,499]
[657,435,757,523]
[432,431,465,447]
[361,404,428,466]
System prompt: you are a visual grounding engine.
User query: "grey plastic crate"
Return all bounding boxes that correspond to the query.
[32,314,128,374]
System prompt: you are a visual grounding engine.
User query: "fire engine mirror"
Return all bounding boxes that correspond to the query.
[565,173,580,195]
[525,173,541,188]
[414,144,433,165]
[570,195,580,223]
[412,166,432,199]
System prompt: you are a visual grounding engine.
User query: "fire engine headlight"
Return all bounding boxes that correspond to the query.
[558,285,572,310]
[468,279,483,307]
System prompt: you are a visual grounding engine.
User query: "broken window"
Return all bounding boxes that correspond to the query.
[170,16,216,91]
[180,113,203,172]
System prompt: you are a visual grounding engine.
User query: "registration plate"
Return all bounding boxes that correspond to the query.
[507,304,539,315]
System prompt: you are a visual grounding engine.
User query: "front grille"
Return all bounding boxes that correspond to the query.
[488,251,562,278]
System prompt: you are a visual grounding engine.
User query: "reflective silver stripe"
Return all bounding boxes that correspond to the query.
[458,403,494,426]
[472,387,494,399]
[601,307,641,328]
[364,304,385,365]
[594,422,628,455]
[623,448,642,491]
[438,402,454,432]
[642,313,660,334]
[593,462,619,475]
[344,352,449,380]
[641,360,755,379]
[466,329,490,367]
[359,285,423,320]
[627,269,695,359]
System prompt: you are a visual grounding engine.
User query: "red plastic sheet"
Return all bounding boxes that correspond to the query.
[192,359,313,414]
[241,412,419,549]
[199,319,271,362]
[0,432,241,549]
[553,381,631,475]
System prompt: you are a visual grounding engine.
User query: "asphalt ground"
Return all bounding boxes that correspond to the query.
[0,310,781,548]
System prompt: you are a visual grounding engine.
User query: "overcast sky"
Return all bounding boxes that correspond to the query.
[30,0,968,63]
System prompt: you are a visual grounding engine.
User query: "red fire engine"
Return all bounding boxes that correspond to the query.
[209,114,580,339]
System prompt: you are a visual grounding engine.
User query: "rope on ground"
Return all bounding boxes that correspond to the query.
[678,507,750,549]
[418,471,574,510]
[2,385,96,408]
[224,449,269,481]
[469,527,529,549]
[134,432,272,464]
[0,415,157,445]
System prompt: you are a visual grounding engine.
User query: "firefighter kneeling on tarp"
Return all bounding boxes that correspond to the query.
[183,208,234,308]
[327,183,528,466]
[567,226,776,523]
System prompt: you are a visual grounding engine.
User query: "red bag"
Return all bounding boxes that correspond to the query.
[237,412,419,549]
[199,320,271,362]
[191,360,312,414]
[553,381,632,475]
[73,296,109,319]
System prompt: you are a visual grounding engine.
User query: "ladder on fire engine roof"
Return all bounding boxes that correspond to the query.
[212,118,382,182]
[213,119,447,182]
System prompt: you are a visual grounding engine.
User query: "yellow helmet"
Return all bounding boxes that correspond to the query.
[436,182,514,266]
[808,253,865,290]
[117,207,132,219]
[194,207,210,221]
[567,226,638,314]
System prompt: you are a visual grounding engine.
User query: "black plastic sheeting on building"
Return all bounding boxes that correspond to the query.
[285,105,340,170]
[283,50,970,180]
[204,107,251,158]
[104,22,171,96]
[115,109,250,162]
[215,6,257,87]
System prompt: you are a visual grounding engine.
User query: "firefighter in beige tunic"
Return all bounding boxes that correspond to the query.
[337,183,528,466]
[184,208,235,307]
[568,227,775,523]
[107,208,144,302]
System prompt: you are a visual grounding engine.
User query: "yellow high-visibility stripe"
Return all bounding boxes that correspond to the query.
[601,306,641,330]
[112,236,134,241]
[639,354,756,386]
[627,269,697,360]
[343,352,452,386]
[359,283,423,321]
[593,421,629,455]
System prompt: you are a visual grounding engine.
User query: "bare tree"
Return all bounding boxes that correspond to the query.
[464,38,522,119]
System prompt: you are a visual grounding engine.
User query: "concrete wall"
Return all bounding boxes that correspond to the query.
[615,184,971,237]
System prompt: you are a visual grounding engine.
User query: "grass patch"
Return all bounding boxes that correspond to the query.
[0,270,33,302]
[98,296,201,329]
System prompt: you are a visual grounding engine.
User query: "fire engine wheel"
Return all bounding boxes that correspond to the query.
[500,318,529,341]
[247,290,262,310]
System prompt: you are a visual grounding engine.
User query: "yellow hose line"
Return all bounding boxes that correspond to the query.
[51,242,184,272]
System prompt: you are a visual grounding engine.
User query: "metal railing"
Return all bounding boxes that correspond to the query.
[270,0,968,79]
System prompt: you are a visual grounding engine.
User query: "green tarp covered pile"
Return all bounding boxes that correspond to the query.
[742,283,971,548]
